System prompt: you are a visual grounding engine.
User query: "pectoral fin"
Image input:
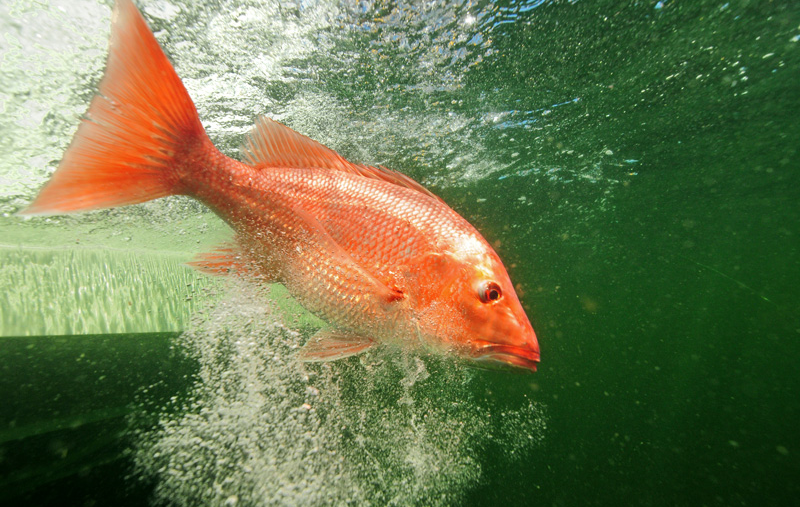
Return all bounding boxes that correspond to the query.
[290,204,404,305]
[298,329,376,362]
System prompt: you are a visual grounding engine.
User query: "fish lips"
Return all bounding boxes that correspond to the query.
[472,343,540,373]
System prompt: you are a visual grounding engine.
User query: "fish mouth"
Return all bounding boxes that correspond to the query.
[472,344,540,373]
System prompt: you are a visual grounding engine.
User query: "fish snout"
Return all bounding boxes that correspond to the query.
[472,323,540,372]
[472,342,540,372]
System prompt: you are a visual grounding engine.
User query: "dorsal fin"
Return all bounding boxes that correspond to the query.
[241,117,443,202]
[347,164,443,202]
[242,117,352,170]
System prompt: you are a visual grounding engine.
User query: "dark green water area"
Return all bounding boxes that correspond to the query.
[0,333,193,505]
[1,0,799,505]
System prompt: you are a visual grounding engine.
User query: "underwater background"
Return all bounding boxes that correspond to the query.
[1,0,799,505]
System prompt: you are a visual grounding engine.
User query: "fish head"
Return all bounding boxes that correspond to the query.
[410,244,540,372]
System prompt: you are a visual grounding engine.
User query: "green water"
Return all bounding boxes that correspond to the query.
[2,0,799,505]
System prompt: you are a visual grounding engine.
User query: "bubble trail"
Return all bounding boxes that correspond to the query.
[130,281,547,506]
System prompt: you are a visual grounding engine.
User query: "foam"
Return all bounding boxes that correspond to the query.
[130,280,547,505]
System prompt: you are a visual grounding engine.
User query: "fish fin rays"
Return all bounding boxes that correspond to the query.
[352,164,444,203]
[187,243,248,276]
[241,117,443,203]
[241,117,353,171]
[298,329,376,362]
[21,0,208,215]
[187,241,278,282]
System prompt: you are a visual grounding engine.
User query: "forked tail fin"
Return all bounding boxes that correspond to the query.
[21,0,209,215]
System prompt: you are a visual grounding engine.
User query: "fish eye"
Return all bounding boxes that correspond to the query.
[479,281,503,303]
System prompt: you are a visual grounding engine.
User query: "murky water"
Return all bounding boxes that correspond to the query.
[2,0,799,505]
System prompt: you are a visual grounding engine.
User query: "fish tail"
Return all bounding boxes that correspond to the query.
[21,0,212,216]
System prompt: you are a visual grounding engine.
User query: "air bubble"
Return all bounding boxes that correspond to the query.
[130,280,547,506]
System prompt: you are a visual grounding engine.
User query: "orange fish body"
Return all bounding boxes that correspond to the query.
[23,0,540,371]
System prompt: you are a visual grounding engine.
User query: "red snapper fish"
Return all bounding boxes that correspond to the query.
[23,0,540,372]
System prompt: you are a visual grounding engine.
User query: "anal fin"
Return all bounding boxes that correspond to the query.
[298,329,376,362]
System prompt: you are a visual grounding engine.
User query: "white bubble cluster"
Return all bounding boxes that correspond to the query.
[130,280,547,506]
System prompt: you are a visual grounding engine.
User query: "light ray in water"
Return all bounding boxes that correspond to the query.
[679,254,773,305]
